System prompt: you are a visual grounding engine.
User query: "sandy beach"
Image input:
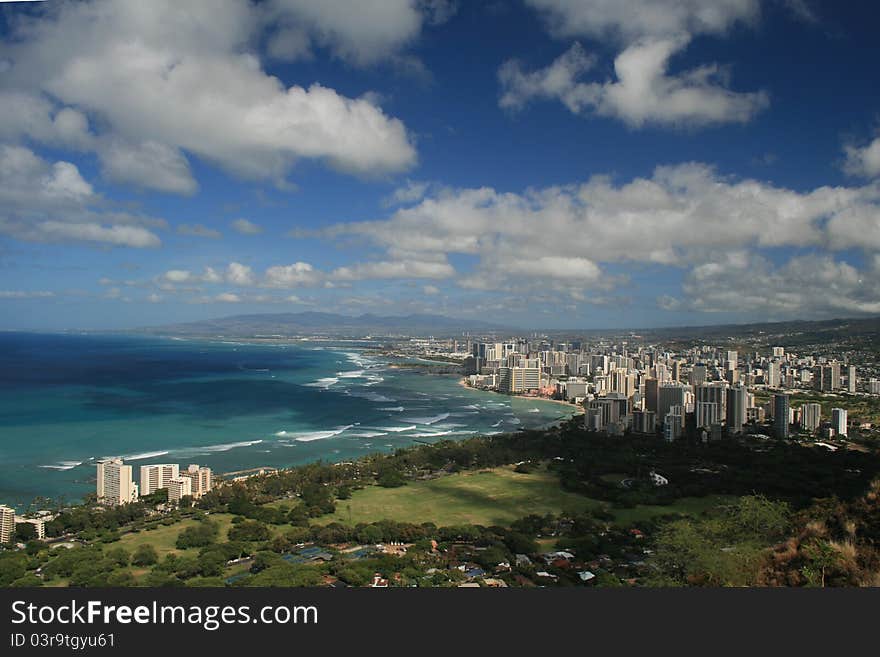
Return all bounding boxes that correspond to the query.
[458,377,585,415]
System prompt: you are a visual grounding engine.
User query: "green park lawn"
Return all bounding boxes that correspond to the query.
[116,512,239,558]
[320,465,732,528]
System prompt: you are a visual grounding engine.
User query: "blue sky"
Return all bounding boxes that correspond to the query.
[1,0,879,330]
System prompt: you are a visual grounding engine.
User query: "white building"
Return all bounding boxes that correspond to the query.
[14,516,46,540]
[0,505,14,544]
[801,403,822,433]
[97,458,138,506]
[168,476,193,503]
[497,367,541,393]
[180,464,212,498]
[140,463,179,496]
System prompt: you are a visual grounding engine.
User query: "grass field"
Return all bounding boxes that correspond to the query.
[321,465,733,527]
[116,513,238,557]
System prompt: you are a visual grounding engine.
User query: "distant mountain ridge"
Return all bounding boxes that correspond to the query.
[136,311,505,337]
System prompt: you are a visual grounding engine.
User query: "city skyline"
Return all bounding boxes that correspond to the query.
[1,1,880,331]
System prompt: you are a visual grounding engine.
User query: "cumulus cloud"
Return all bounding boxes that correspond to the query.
[331,259,455,281]
[98,139,198,195]
[665,251,880,317]
[265,0,455,65]
[0,0,417,194]
[231,218,264,235]
[309,162,880,304]
[504,0,767,127]
[843,136,880,179]
[0,145,163,248]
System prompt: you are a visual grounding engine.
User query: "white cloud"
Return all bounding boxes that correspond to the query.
[505,0,767,127]
[525,0,760,43]
[215,292,242,303]
[383,180,433,207]
[843,137,880,179]
[177,223,222,239]
[423,284,441,295]
[500,39,768,127]
[0,0,417,193]
[264,262,320,287]
[0,145,163,248]
[231,218,264,235]
[313,163,880,296]
[331,259,455,281]
[667,251,880,317]
[266,0,453,65]
[225,262,257,286]
[0,290,56,299]
[163,270,193,283]
[98,139,198,195]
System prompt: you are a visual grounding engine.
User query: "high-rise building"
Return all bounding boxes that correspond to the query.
[97,458,138,506]
[180,465,213,498]
[773,394,790,439]
[497,367,541,393]
[726,350,738,367]
[772,347,785,358]
[168,476,193,503]
[766,361,781,388]
[829,362,841,390]
[658,383,688,426]
[832,408,848,437]
[0,505,14,544]
[870,379,880,395]
[695,401,721,429]
[801,403,821,433]
[644,378,659,413]
[726,384,747,434]
[847,365,857,393]
[690,364,707,386]
[140,463,179,496]
[632,410,656,434]
[813,365,825,391]
[664,406,684,442]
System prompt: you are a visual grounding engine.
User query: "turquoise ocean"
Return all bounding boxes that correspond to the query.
[0,332,575,509]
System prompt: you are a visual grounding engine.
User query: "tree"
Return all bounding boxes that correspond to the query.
[131,544,158,567]
[14,523,37,542]
[175,521,218,549]
[801,540,840,588]
[228,520,270,543]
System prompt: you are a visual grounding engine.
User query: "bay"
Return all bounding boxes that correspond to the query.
[0,332,575,509]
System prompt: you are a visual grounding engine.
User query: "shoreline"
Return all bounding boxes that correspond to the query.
[457,377,585,415]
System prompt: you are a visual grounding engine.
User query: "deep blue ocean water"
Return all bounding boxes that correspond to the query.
[0,333,575,509]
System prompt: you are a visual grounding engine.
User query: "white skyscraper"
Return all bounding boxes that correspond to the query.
[140,463,180,495]
[832,408,848,437]
[847,365,857,393]
[801,403,821,433]
[97,458,138,506]
[181,464,213,498]
[168,476,193,503]
[0,505,15,544]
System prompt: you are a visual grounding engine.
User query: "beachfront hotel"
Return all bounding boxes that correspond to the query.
[140,463,180,496]
[96,458,138,506]
[0,505,14,544]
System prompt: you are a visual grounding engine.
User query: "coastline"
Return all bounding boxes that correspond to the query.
[457,377,585,415]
